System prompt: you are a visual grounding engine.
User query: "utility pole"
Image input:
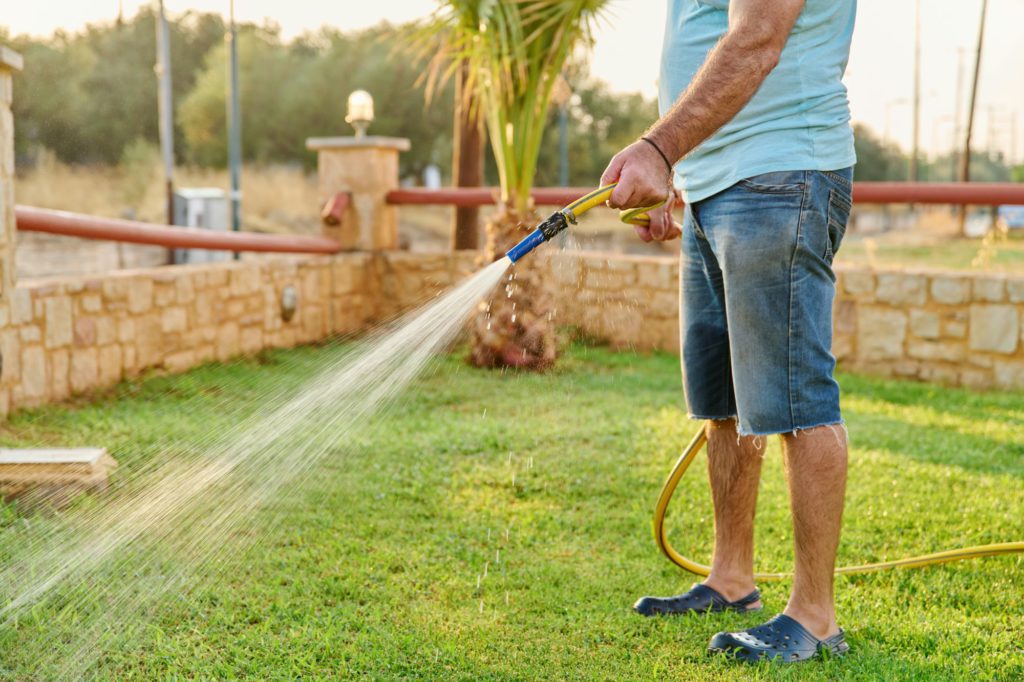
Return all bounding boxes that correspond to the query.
[959,0,988,235]
[951,47,968,181]
[227,0,242,259]
[910,0,921,182]
[155,0,174,225]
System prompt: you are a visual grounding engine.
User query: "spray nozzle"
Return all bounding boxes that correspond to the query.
[505,210,572,263]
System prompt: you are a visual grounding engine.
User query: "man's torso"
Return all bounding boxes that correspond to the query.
[660,0,857,203]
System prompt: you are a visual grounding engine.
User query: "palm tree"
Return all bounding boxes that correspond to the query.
[420,0,609,370]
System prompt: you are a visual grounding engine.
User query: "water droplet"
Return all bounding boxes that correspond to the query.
[476,574,481,589]
[486,321,492,330]
[511,314,516,323]
[483,561,489,577]
[479,600,484,613]
[505,592,510,605]
[496,549,501,563]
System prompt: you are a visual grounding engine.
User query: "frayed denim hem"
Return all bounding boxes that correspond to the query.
[736,419,847,439]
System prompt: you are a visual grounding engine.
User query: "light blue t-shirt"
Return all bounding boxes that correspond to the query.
[660,0,857,203]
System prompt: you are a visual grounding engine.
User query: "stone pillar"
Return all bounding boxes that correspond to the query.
[0,47,22,302]
[305,136,410,251]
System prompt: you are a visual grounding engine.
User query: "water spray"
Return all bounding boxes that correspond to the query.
[507,184,1024,578]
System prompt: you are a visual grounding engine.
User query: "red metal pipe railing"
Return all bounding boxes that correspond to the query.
[15,206,343,254]
[387,182,1024,208]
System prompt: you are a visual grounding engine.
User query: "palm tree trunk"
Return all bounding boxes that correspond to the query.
[469,208,558,369]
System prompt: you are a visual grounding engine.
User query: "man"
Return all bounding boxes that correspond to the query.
[600,0,856,664]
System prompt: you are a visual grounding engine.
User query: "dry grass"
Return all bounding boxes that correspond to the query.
[16,154,321,234]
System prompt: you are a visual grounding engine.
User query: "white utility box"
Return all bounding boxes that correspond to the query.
[172,187,231,264]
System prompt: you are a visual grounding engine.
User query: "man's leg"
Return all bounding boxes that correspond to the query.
[703,418,763,608]
[780,425,847,639]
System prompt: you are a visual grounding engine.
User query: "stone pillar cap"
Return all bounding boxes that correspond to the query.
[306,136,410,152]
[0,46,23,71]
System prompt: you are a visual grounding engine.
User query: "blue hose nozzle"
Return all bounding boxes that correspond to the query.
[505,211,572,263]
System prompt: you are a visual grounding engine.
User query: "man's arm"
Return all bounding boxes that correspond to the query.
[601,0,805,216]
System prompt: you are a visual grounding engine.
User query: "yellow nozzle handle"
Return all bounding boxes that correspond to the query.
[564,183,666,227]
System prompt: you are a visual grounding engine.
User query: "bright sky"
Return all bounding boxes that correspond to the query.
[3,1,1023,162]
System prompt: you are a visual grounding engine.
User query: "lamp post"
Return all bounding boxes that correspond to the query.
[346,90,374,137]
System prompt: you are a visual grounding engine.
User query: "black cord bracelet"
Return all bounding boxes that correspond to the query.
[640,136,674,173]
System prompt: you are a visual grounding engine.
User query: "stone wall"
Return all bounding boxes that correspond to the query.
[0,248,1019,417]
[0,252,479,416]
[543,252,1024,391]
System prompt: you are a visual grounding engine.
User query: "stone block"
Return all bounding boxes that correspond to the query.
[175,275,196,304]
[50,348,69,400]
[856,307,907,361]
[122,345,137,375]
[240,326,263,354]
[72,317,96,346]
[931,276,970,305]
[217,323,240,360]
[164,351,196,373]
[637,261,675,289]
[1008,281,1024,304]
[993,360,1024,390]
[161,307,188,333]
[70,348,99,394]
[81,295,102,313]
[907,340,964,362]
[973,277,1006,302]
[127,278,153,313]
[648,291,679,315]
[135,314,163,368]
[842,270,875,297]
[919,366,959,385]
[154,284,176,307]
[943,319,967,339]
[18,347,45,402]
[909,310,940,339]
[117,318,135,344]
[98,345,122,386]
[968,304,1019,354]
[11,289,31,325]
[96,316,116,345]
[19,325,40,343]
[230,268,260,296]
[44,296,73,348]
[876,273,926,306]
[0,330,19,383]
[834,299,857,336]
[959,368,992,390]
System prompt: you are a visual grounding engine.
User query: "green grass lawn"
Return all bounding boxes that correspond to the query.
[838,233,1024,272]
[0,343,1021,680]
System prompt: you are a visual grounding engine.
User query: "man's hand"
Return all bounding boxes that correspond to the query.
[600,139,673,210]
[635,190,682,243]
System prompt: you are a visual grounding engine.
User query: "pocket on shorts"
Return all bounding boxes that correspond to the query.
[825,188,852,263]
[736,171,806,194]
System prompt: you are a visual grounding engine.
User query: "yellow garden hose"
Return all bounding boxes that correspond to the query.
[510,185,1024,578]
[654,426,1024,579]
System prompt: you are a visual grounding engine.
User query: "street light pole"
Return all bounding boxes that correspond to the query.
[155,0,174,226]
[227,0,242,258]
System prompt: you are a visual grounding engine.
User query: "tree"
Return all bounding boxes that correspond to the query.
[421,0,610,370]
[851,124,907,181]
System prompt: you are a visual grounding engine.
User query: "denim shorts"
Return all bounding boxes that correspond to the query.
[679,168,854,436]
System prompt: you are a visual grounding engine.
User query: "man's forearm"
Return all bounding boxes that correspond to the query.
[647,1,804,164]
